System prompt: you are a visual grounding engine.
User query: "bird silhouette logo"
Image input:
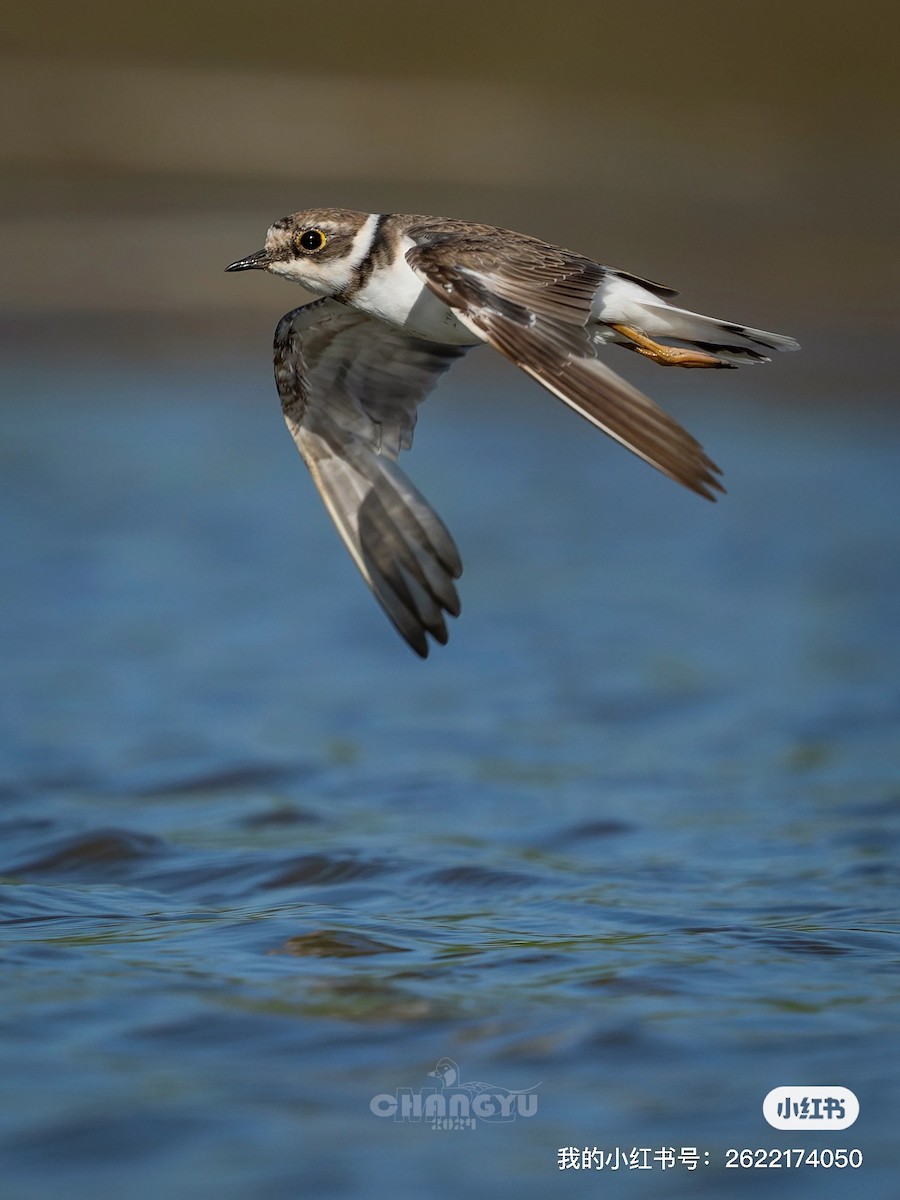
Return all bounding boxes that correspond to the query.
[425,1058,540,1121]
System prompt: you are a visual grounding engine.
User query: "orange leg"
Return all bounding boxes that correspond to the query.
[611,324,728,369]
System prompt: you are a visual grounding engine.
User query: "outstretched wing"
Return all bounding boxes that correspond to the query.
[274,297,469,657]
[406,232,723,499]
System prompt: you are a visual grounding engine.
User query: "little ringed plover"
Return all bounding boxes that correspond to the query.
[227,209,798,657]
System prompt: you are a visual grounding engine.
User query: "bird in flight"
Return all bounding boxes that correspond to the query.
[227,209,798,657]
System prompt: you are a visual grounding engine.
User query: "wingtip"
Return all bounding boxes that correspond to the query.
[400,618,452,657]
[693,463,726,502]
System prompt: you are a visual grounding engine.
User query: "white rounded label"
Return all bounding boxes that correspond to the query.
[763,1086,859,1130]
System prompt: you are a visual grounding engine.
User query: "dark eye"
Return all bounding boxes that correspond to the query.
[296,228,326,253]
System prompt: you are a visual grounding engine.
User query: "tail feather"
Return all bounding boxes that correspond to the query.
[593,272,799,367]
[640,302,800,365]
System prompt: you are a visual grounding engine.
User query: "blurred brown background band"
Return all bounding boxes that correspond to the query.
[2,0,897,380]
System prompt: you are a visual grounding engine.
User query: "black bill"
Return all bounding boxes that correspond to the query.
[225,249,270,272]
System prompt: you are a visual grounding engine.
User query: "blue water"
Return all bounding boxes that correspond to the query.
[1,351,898,1198]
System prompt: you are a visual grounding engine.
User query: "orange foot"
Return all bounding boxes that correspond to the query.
[611,324,729,369]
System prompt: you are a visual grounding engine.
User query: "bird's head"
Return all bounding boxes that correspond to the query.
[226,208,373,296]
[427,1058,459,1087]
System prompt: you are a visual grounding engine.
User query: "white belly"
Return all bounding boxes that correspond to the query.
[353,239,483,346]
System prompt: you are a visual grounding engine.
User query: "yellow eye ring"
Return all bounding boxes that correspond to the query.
[296,228,326,253]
